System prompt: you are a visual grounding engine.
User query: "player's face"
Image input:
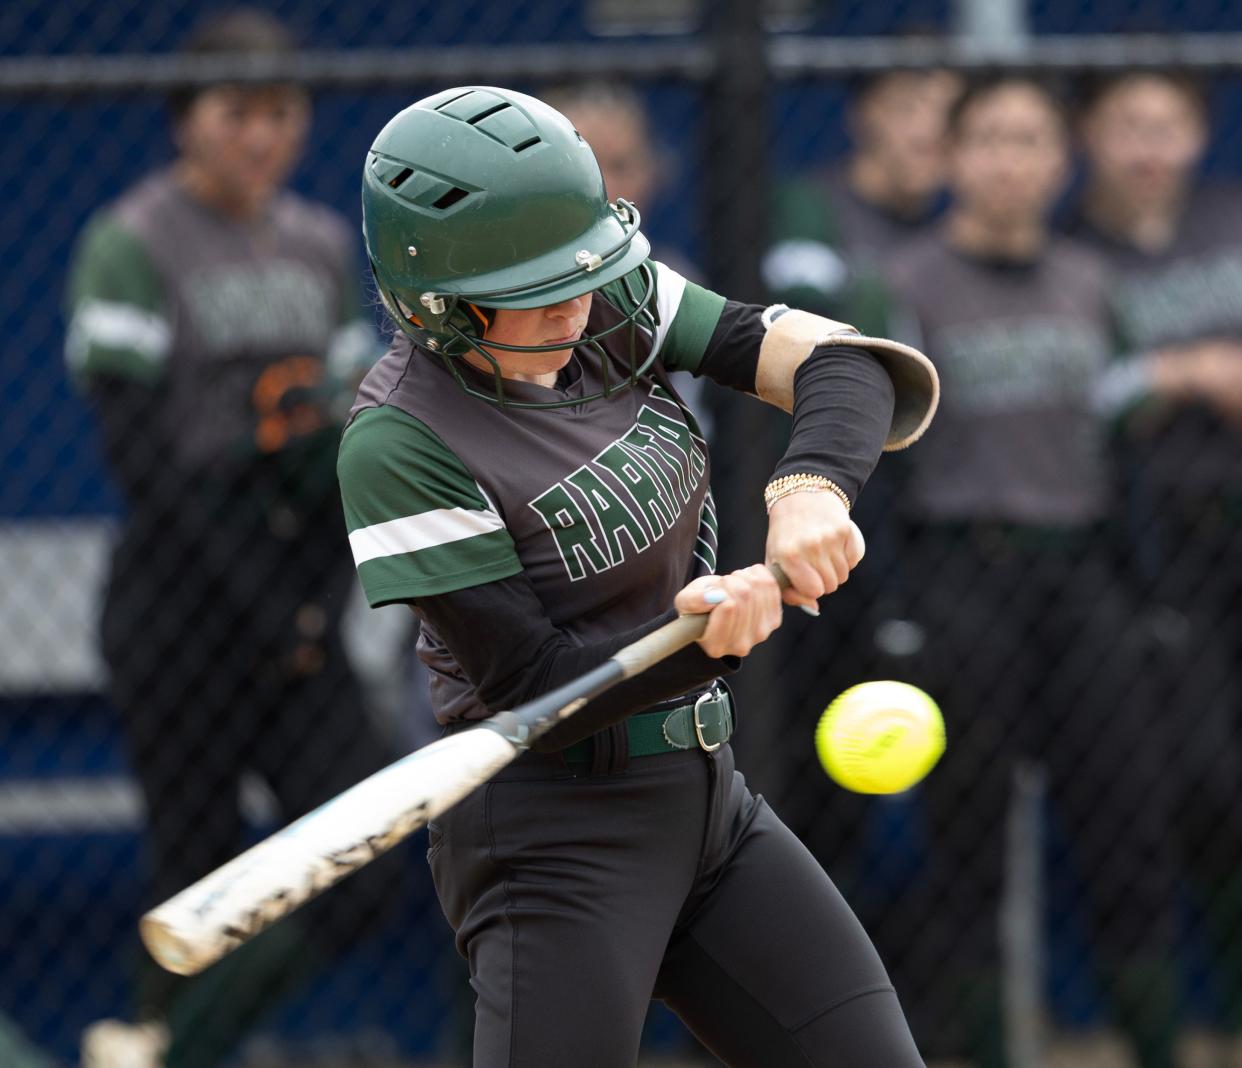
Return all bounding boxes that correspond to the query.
[949,85,1068,226]
[853,70,962,201]
[176,85,310,215]
[1080,76,1207,212]
[472,293,595,385]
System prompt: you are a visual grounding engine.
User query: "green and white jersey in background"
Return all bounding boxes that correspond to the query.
[762,170,909,339]
[338,261,726,722]
[65,168,379,468]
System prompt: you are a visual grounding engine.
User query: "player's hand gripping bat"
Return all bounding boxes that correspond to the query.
[141,562,807,976]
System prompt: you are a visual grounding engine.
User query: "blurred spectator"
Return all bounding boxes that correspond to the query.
[835,66,962,263]
[1065,69,1242,1033]
[543,82,691,271]
[885,74,1178,1067]
[763,65,961,331]
[65,10,399,1067]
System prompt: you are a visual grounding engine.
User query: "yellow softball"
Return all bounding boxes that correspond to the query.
[815,681,945,794]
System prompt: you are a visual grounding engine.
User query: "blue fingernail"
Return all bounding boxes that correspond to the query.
[800,604,820,617]
[704,588,727,605]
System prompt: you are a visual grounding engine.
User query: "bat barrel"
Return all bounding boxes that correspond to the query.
[140,728,519,975]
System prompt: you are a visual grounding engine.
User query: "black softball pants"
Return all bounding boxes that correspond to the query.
[428,739,923,1068]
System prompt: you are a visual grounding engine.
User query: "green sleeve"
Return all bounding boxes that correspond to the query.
[763,177,895,337]
[338,405,523,606]
[64,214,170,384]
[658,278,727,374]
[600,259,726,376]
[770,176,843,246]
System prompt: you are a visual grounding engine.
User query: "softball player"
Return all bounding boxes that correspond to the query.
[339,86,937,1067]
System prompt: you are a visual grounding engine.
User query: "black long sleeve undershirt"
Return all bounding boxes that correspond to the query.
[697,301,896,503]
[771,343,895,503]
[413,576,739,751]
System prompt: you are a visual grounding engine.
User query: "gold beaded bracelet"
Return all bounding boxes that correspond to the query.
[763,473,852,514]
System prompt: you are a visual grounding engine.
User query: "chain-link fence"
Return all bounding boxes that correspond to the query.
[2,1,1242,1066]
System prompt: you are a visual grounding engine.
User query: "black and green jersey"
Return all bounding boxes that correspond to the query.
[339,262,726,719]
[65,168,379,467]
[340,260,723,621]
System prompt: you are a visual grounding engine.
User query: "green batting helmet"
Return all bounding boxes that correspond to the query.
[362,85,658,408]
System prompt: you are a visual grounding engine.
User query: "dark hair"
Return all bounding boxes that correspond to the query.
[1075,69,1209,122]
[946,71,1069,137]
[844,26,953,101]
[168,8,300,121]
[847,66,954,104]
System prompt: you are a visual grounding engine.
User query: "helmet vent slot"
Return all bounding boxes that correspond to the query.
[431,89,473,111]
[431,186,470,211]
[466,102,510,125]
[513,137,541,153]
[387,167,414,189]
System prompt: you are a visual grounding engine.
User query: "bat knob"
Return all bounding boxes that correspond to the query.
[139,915,209,977]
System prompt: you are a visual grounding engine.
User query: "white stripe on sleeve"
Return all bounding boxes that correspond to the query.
[349,507,506,566]
[65,299,172,370]
[651,261,688,359]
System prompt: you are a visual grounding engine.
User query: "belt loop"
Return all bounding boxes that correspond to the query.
[589,724,612,776]
[590,722,629,776]
[609,720,630,775]
[720,676,738,740]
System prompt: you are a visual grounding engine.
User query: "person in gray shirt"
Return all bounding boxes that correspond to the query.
[885,74,1178,1068]
[67,11,397,1068]
[1066,68,1242,1042]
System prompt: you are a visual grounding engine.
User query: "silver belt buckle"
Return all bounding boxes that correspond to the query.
[694,690,723,752]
